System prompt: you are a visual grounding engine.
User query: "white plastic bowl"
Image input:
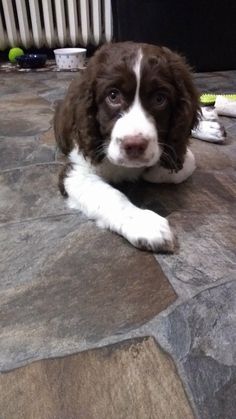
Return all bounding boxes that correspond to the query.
[54,48,86,70]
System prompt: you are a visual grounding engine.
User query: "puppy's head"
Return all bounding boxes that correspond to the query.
[73,42,199,170]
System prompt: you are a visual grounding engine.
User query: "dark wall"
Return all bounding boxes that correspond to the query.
[112,0,236,72]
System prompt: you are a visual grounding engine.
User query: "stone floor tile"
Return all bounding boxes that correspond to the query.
[225,121,236,141]
[0,90,53,137]
[0,135,55,170]
[0,218,176,371]
[156,209,235,297]
[38,127,56,147]
[0,337,194,419]
[20,70,75,85]
[0,90,51,111]
[191,136,236,171]
[154,281,236,419]
[38,84,72,104]
[0,214,85,290]
[0,75,47,96]
[0,164,67,224]
[220,116,236,130]
[194,71,236,92]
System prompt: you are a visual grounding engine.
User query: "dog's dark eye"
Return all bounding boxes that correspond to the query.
[107,89,122,106]
[155,93,167,106]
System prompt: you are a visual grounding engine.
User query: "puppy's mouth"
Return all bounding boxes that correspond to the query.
[107,152,160,168]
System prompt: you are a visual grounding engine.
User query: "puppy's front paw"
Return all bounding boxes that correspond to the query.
[122,210,175,253]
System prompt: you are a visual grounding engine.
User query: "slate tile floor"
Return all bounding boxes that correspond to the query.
[0,69,236,419]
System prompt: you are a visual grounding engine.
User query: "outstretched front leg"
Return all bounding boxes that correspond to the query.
[142,148,196,184]
[60,155,175,253]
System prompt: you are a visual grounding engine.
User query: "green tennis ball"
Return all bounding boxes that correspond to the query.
[8,47,24,63]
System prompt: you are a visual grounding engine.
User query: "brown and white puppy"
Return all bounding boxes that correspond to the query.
[54,42,199,252]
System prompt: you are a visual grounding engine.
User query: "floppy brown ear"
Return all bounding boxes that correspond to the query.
[54,66,104,162]
[160,48,200,172]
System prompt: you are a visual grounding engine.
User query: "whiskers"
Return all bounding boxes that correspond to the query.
[158,142,179,171]
[94,142,108,159]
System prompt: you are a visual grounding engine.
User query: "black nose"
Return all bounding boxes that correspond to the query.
[122,135,148,158]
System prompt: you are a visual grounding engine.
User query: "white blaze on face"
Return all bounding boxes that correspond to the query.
[107,49,162,168]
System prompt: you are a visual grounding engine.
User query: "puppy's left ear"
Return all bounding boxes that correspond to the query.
[160,48,200,172]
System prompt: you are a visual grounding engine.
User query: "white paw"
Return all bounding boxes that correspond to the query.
[192,120,226,143]
[192,107,226,143]
[121,209,175,253]
[201,107,219,121]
